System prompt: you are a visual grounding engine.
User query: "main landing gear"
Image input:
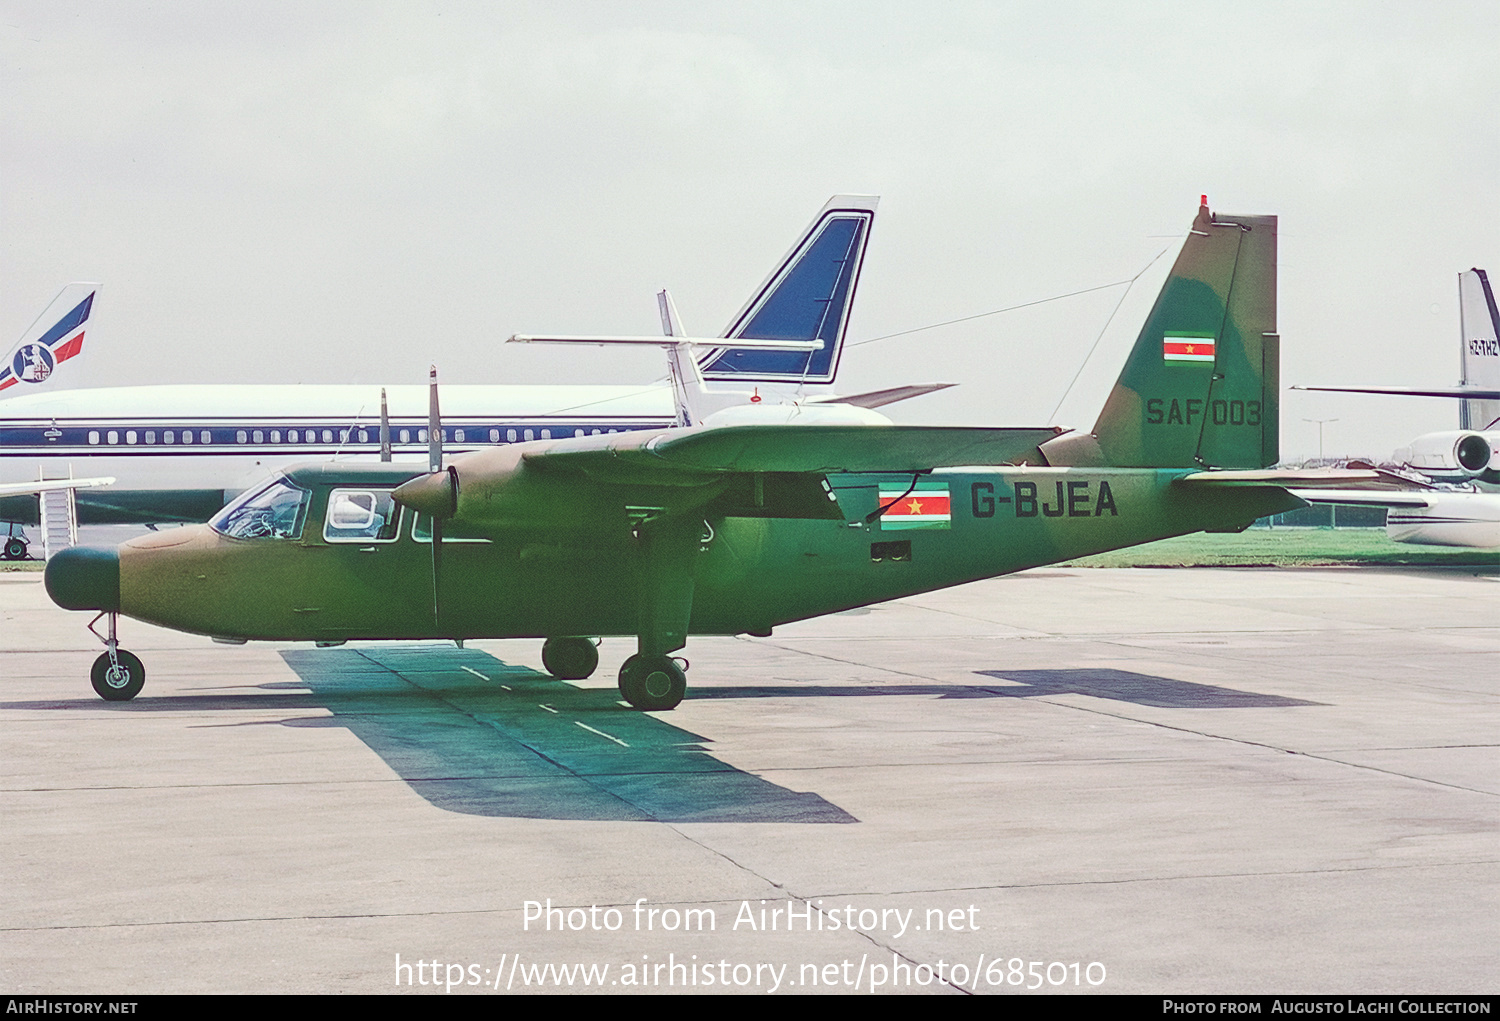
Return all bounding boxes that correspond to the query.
[88,612,144,701]
[617,653,687,712]
[541,636,599,680]
[2,523,29,561]
[539,636,687,710]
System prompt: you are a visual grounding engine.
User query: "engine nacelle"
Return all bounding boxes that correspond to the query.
[1392,430,1497,478]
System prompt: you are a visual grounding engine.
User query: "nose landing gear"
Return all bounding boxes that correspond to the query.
[87,612,144,701]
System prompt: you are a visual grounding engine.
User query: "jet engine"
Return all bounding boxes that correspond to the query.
[1392,430,1497,478]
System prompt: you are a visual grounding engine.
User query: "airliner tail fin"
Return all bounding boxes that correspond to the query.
[0,283,98,399]
[698,195,876,384]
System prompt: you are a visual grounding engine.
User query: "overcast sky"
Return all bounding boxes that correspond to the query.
[3,1,1496,458]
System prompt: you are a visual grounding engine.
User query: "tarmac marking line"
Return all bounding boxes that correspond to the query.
[573,720,629,747]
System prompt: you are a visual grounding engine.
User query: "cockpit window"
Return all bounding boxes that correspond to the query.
[324,489,400,543]
[210,478,310,540]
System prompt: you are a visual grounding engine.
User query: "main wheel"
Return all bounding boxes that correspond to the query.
[3,537,25,560]
[541,636,599,680]
[91,650,145,702]
[617,653,686,711]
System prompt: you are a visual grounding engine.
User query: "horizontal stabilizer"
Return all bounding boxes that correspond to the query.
[1293,385,1500,400]
[508,334,822,352]
[809,383,956,409]
[526,424,1064,478]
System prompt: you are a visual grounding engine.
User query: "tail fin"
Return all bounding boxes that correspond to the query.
[1048,200,1278,469]
[697,195,876,384]
[0,283,98,399]
[1458,268,1500,431]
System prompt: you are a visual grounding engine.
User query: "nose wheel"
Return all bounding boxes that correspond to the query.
[617,653,687,711]
[87,612,144,701]
[91,649,145,701]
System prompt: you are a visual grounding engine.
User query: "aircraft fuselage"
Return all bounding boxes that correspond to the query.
[85,466,1298,643]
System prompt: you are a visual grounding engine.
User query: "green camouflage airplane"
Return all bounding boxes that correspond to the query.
[46,199,1365,710]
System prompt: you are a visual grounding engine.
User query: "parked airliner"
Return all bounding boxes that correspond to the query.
[2,196,897,545]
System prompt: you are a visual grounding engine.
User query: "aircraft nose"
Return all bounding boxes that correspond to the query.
[44,545,120,612]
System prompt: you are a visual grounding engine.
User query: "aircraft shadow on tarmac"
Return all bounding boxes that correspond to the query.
[4,651,1317,823]
[268,646,859,825]
[690,669,1323,709]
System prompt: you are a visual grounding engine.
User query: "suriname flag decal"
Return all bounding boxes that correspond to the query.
[1163,332,1216,364]
[878,483,951,530]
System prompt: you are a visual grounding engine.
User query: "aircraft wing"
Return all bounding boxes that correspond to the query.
[395,424,1064,528]
[0,477,115,498]
[523,424,1065,479]
[1293,385,1500,400]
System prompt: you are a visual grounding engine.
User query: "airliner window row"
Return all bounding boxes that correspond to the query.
[5,425,640,447]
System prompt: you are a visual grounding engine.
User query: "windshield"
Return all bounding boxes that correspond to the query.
[210,477,311,540]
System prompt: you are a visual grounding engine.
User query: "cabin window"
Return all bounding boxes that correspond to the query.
[490,429,499,442]
[182,430,192,444]
[418,429,428,443]
[126,431,137,444]
[358,429,369,443]
[163,431,174,444]
[592,429,601,435]
[523,428,534,441]
[145,431,156,444]
[210,477,310,541]
[323,489,400,543]
[201,430,212,444]
[400,429,410,443]
[88,431,100,445]
[270,430,280,443]
[339,430,349,443]
[574,428,583,438]
[507,429,517,442]
[252,430,264,443]
[410,514,490,545]
[322,429,333,444]
[107,430,118,444]
[236,430,247,444]
[540,429,551,440]
[455,429,464,442]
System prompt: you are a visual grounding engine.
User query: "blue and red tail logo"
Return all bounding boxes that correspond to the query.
[0,291,93,393]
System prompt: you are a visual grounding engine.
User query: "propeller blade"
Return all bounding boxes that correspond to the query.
[428,365,442,474]
[430,514,443,621]
[379,387,391,462]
